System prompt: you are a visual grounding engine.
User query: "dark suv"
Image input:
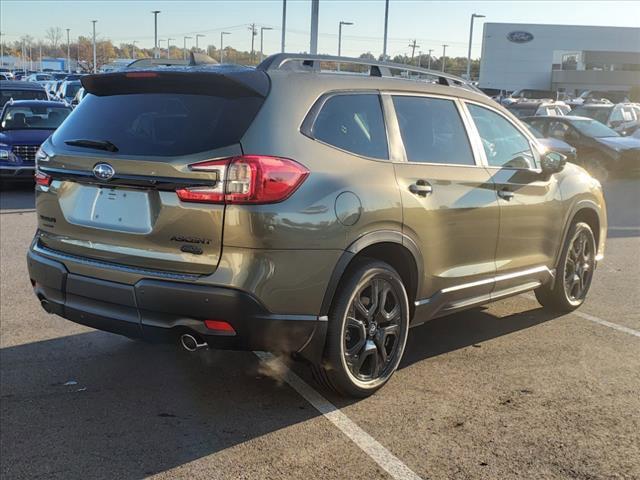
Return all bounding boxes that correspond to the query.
[28,55,606,397]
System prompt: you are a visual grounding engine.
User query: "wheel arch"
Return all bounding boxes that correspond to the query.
[556,200,604,266]
[319,230,423,319]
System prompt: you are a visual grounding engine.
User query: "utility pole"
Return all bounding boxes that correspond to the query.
[338,21,353,57]
[466,13,485,80]
[281,0,287,52]
[427,48,433,69]
[418,50,422,68]
[183,36,192,60]
[152,10,161,58]
[382,0,389,60]
[441,44,448,72]
[310,0,319,54]
[158,39,166,57]
[248,24,257,63]
[220,32,230,63]
[66,29,70,73]
[195,34,205,51]
[167,38,174,58]
[260,27,273,62]
[39,44,42,71]
[408,39,419,63]
[91,20,97,73]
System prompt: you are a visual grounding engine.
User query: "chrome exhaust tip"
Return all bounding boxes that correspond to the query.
[179,333,207,352]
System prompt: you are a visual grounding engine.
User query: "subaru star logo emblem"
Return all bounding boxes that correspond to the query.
[507,31,534,43]
[93,163,115,181]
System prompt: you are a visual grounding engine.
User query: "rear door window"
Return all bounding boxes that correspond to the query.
[52,93,265,157]
[392,96,475,165]
[311,94,388,160]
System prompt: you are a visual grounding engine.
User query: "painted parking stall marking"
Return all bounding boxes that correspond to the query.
[254,352,424,480]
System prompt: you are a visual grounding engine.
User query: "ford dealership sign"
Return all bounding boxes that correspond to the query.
[507,31,534,43]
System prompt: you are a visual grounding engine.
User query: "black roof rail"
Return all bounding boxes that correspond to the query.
[257,53,481,93]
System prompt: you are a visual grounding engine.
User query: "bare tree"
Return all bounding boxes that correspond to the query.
[45,27,63,50]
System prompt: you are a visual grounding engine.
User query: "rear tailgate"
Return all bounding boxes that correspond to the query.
[35,67,269,275]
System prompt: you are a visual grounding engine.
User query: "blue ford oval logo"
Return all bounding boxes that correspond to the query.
[93,163,115,180]
[507,31,534,43]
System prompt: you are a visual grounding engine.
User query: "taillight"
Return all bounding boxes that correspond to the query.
[204,320,236,334]
[34,171,52,187]
[176,155,309,205]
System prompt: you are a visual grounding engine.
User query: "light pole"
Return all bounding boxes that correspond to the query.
[29,42,32,70]
[195,34,205,52]
[248,24,257,63]
[338,21,353,57]
[183,36,192,60]
[281,0,287,52]
[310,0,319,54]
[91,20,97,73]
[382,0,389,60]
[167,38,174,59]
[427,48,433,69]
[151,10,161,58]
[220,32,230,63]
[0,32,4,68]
[259,27,273,62]
[66,29,70,73]
[466,13,485,80]
[132,41,138,59]
[441,44,448,72]
[158,39,166,57]
[39,43,42,71]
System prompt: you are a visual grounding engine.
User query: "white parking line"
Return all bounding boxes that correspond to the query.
[523,294,640,338]
[254,351,424,480]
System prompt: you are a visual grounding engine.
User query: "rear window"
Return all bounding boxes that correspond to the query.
[1,89,48,107]
[52,93,264,156]
[311,94,388,160]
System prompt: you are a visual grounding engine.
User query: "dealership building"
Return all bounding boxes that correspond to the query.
[478,23,640,95]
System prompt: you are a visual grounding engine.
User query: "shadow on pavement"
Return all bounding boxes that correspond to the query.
[0,183,35,211]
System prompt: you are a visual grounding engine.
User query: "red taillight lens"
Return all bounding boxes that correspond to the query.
[176,156,308,205]
[204,320,236,334]
[34,171,52,187]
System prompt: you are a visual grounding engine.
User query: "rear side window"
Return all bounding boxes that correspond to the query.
[393,96,475,165]
[311,94,388,160]
[52,93,264,157]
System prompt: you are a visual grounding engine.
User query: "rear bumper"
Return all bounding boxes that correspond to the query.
[27,247,327,361]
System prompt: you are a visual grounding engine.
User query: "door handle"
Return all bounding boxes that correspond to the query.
[497,189,514,201]
[409,180,433,197]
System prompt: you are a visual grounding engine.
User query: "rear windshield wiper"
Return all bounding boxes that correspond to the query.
[65,139,119,153]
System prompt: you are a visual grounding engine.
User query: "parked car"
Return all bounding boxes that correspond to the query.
[28,55,607,397]
[1,80,49,108]
[506,100,569,118]
[501,88,556,105]
[571,102,640,136]
[55,80,82,103]
[70,87,87,107]
[524,115,640,181]
[525,124,577,162]
[567,90,629,106]
[0,73,10,81]
[0,100,71,182]
[0,68,14,80]
[26,73,53,84]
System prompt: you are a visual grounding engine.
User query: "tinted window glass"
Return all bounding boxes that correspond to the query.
[52,93,264,156]
[1,105,71,130]
[393,96,475,165]
[312,94,388,159]
[467,104,535,169]
[0,89,48,107]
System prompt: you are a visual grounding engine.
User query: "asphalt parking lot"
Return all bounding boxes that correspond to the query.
[1,179,639,480]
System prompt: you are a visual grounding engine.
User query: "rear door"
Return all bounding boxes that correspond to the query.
[386,93,500,313]
[35,70,269,275]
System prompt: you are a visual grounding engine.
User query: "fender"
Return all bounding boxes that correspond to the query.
[318,230,424,316]
[554,198,604,267]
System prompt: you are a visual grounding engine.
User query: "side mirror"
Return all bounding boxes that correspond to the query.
[540,151,566,175]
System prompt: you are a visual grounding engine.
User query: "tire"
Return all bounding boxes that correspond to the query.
[313,259,410,397]
[535,221,596,313]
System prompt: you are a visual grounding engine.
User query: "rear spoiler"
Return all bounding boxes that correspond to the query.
[81,67,270,98]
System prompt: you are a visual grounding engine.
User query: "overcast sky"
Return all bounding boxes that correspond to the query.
[1,1,638,59]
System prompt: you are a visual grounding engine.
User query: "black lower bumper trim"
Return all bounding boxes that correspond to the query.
[27,247,327,360]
